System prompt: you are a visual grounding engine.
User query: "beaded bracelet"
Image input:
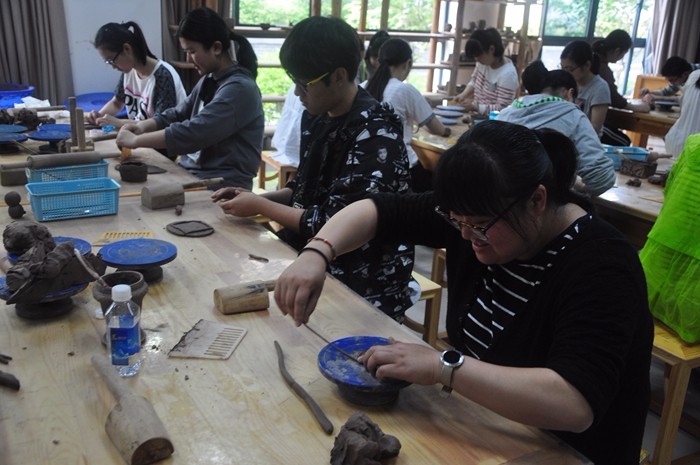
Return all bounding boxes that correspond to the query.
[307,237,337,261]
[298,247,330,269]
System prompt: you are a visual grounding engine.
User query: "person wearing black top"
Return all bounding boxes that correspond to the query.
[274,120,653,465]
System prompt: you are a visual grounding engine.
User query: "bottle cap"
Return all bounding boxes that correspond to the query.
[111,284,132,302]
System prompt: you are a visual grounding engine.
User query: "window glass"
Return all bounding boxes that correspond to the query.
[236,0,308,26]
[544,0,591,37]
[594,0,646,38]
[387,0,433,31]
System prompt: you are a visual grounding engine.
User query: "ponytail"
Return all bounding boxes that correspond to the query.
[94,21,156,66]
[230,33,258,79]
[365,38,412,101]
[365,63,391,101]
[533,128,588,204]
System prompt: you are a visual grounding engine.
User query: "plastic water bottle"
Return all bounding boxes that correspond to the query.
[105,284,141,377]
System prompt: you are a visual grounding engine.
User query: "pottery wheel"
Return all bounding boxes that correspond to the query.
[0,276,88,320]
[166,220,214,237]
[98,238,177,283]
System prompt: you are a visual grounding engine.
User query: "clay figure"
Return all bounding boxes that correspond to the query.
[330,412,401,465]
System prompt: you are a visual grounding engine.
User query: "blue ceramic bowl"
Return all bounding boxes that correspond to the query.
[318,335,410,405]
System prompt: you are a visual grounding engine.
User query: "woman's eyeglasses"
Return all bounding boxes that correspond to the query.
[105,51,122,67]
[558,64,580,73]
[434,197,521,241]
[288,71,329,94]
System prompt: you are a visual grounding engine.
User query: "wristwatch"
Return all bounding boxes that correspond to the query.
[439,349,464,398]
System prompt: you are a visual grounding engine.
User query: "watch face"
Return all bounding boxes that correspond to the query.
[443,350,462,364]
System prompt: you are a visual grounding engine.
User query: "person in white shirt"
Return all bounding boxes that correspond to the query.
[364,38,450,192]
[664,69,700,157]
[87,21,186,129]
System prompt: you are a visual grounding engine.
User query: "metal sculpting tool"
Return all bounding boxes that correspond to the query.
[303,324,363,365]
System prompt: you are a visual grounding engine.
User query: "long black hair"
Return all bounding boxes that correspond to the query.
[561,40,598,74]
[94,21,156,66]
[365,38,412,101]
[592,29,632,58]
[177,7,258,79]
[434,120,587,225]
[464,28,505,60]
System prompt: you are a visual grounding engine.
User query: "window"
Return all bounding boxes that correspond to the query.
[540,0,655,97]
[234,0,309,27]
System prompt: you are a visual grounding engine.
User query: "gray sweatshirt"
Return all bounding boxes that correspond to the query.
[497,94,615,196]
[154,65,264,189]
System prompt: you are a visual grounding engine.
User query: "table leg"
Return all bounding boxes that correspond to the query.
[652,362,692,465]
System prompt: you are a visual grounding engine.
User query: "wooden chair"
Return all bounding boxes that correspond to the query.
[257,151,297,190]
[649,320,700,465]
[405,271,449,350]
[431,247,447,287]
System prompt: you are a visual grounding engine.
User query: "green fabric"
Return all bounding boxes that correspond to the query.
[640,134,700,342]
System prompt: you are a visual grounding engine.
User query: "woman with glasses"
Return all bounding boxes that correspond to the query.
[592,29,650,146]
[212,16,415,321]
[454,28,519,115]
[116,8,263,189]
[88,22,186,129]
[364,38,451,192]
[560,40,610,136]
[274,120,652,465]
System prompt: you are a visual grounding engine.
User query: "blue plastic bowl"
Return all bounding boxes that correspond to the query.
[65,92,127,118]
[0,83,35,109]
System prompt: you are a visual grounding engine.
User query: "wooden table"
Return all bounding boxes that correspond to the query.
[605,107,678,148]
[0,182,590,463]
[411,122,469,171]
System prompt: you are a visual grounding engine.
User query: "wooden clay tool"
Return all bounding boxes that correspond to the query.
[91,354,174,465]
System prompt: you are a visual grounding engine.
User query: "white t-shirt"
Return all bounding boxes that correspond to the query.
[665,69,700,156]
[270,84,303,167]
[375,78,435,167]
[116,60,187,121]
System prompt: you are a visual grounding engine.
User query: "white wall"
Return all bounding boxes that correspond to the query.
[63,0,162,96]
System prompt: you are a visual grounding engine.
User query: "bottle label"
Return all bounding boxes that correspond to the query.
[109,324,140,366]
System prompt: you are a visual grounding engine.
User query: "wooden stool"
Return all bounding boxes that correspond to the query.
[650,320,700,465]
[257,151,297,190]
[405,271,448,350]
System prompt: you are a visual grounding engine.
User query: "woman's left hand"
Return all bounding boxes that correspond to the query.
[358,340,442,385]
[115,127,137,149]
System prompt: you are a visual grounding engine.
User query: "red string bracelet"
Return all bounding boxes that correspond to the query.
[307,237,337,261]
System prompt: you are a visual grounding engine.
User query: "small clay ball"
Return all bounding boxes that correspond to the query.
[4,191,21,207]
[8,205,25,219]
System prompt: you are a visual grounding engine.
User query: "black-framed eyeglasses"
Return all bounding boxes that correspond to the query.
[434,196,522,242]
[558,63,580,73]
[287,71,329,94]
[105,50,121,67]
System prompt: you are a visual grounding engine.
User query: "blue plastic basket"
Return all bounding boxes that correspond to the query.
[26,159,109,183]
[602,145,649,170]
[26,177,120,222]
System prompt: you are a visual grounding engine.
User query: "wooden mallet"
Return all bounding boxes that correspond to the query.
[214,279,276,314]
[141,177,224,210]
[91,354,174,465]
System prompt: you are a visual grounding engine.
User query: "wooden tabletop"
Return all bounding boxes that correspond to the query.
[0,179,590,463]
[604,107,677,139]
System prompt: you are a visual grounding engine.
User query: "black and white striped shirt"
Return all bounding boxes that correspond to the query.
[462,214,592,359]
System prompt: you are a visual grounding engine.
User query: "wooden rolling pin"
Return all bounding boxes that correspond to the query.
[214,279,276,314]
[0,151,120,170]
[91,354,174,465]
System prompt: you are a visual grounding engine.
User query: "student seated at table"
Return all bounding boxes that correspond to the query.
[364,38,451,192]
[115,7,264,190]
[87,21,187,130]
[560,40,610,137]
[640,56,700,104]
[664,69,700,157]
[640,133,700,342]
[592,29,650,146]
[274,120,653,465]
[454,28,519,114]
[211,16,415,321]
[497,63,616,196]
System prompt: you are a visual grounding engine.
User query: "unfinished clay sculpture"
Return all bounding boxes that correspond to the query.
[330,412,401,465]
